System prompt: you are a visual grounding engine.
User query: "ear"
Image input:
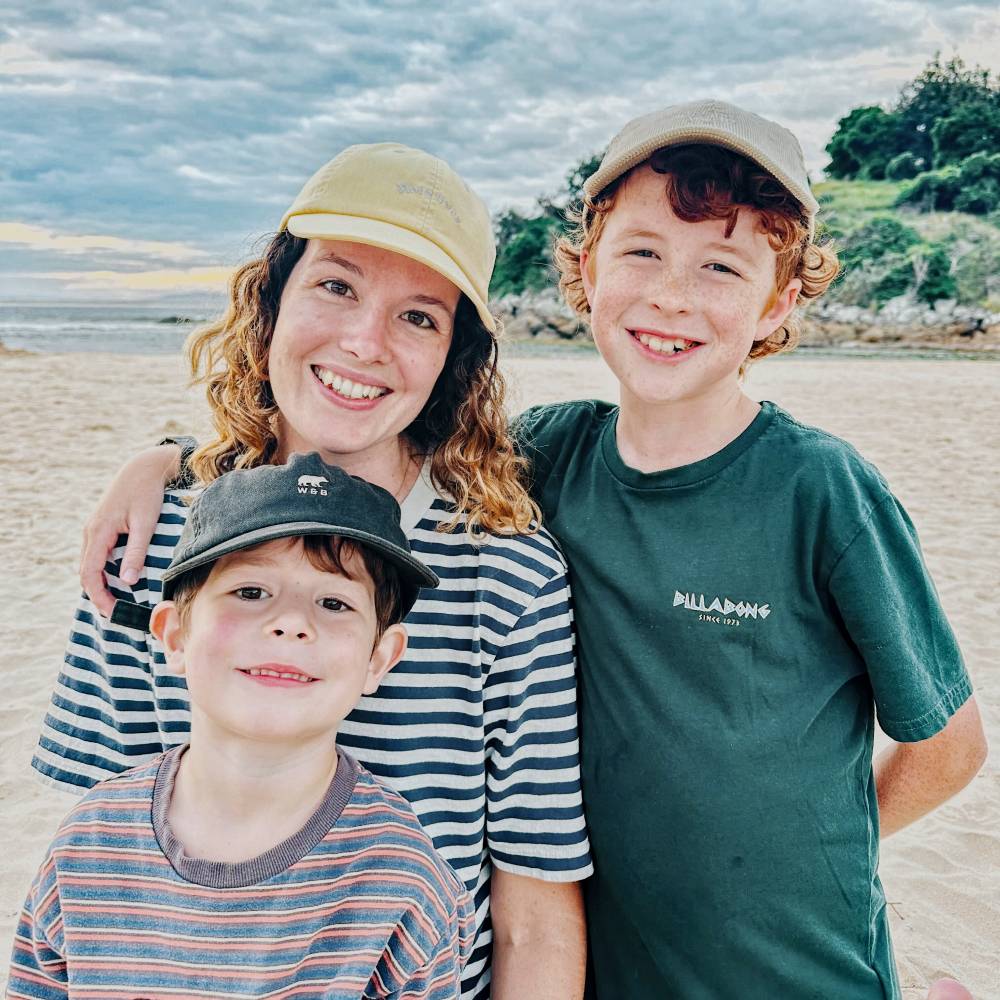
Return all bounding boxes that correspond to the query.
[150,601,187,676]
[363,623,408,696]
[754,278,802,343]
[579,249,595,310]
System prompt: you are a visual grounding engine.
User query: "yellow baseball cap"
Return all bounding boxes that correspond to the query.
[280,143,497,332]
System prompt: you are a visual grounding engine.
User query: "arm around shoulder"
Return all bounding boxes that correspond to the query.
[80,441,185,616]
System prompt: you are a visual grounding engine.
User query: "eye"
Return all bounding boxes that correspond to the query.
[627,248,659,259]
[706,262,741,276]
[321,278,355,298]
[234,586,269,601]
[319,597,352,612]
[401,309,437,330]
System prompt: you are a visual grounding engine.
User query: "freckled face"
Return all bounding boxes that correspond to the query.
[581,166,799,409]
[267,240,461,465]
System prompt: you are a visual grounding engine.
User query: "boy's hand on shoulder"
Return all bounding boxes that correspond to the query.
[875,696,988,837]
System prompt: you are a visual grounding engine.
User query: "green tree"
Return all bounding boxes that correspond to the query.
[492,210,560,297]
[492,152,604,296]
[930,100,1000,167]
[825,106,905,179]
[896,54,998,167]
[562,153,604,215]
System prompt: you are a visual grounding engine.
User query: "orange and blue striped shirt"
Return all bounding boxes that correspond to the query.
[9,746,474,999]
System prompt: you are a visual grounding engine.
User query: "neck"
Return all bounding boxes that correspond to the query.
[616,381,760,474]
[167,719,339,863]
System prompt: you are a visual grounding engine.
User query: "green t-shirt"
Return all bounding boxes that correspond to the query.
[516,399,971,1000]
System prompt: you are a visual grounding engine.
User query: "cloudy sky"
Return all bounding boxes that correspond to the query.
[3,0,999,304]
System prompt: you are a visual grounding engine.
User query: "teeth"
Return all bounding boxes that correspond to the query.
[313,367,387,400]
[634,332,696,354]
[247,668,312,682]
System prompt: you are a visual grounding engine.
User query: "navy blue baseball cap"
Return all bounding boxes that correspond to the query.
[160,453,438,616]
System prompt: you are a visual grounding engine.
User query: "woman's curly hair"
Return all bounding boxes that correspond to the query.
[555,144,840,370]
[186,231,539,538]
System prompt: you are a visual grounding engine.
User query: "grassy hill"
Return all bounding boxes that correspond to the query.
[815,180,1000,311]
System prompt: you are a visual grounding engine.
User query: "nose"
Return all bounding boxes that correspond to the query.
[266,604,315,643]
[650,264,692,315]
[338,303,393,365]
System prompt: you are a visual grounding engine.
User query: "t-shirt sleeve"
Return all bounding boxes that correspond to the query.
[511,405,557,500]
[7,854,68,999]
[828,491,972,742]
[483,554,593,881]
[367,882,475,1000]
[32,492,191,793]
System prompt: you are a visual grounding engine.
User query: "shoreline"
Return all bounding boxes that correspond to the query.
[3,336,1000,363]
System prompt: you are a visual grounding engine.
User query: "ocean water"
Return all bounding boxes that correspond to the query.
[3,301,995,361]
[0,302,218,354]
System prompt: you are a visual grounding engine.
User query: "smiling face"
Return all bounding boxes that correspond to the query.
[581,165,801,411]
[152,538,407,747]
[267,239,461,472]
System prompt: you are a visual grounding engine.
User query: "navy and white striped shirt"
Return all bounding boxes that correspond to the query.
[32,467,593,1000]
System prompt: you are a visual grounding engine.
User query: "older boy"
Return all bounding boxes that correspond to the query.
[518,100,988,997]
[9,453,473,999]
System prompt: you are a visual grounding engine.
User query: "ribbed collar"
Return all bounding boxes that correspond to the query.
[152,744,359,888]
[600,400,778,490]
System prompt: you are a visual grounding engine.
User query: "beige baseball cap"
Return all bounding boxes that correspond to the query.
[584,99,820,236]
[280,142,497,332]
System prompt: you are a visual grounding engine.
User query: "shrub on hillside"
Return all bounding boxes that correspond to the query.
[914,246,957,304]
[885,152,921,181]
[838,215,921,274]
[896,153,1000,214]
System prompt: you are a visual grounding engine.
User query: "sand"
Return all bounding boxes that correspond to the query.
[1,348,997,997]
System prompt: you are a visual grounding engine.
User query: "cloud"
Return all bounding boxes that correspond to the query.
[33,266,234,293]
[0,222,210,262]
[2,0,998,301]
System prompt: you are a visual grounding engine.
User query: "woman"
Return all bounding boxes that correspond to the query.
[35,142,590,1000]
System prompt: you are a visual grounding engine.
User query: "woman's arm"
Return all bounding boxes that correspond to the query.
[490,871,586,1000]
[80,444,182,617]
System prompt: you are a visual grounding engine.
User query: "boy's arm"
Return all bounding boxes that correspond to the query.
[874,695,988,837]
[827,491,987,834]
[490,871,586,1000]
[385,888,474,1000]
[7,862,69,999]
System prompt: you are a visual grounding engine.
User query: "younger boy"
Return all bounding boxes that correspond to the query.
[9,453,473,999]
[518,100,987,998]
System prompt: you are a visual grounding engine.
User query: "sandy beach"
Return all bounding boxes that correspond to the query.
[1,347,997,997]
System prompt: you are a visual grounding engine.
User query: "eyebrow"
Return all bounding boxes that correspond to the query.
[703,240,758,267]
[311,250,364,276]
[307,252,454,314]
[619,228,664,241]
[411,294,454,312]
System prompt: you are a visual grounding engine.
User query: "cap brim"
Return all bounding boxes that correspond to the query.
[161,521,439,615]
[286,212,496,332]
